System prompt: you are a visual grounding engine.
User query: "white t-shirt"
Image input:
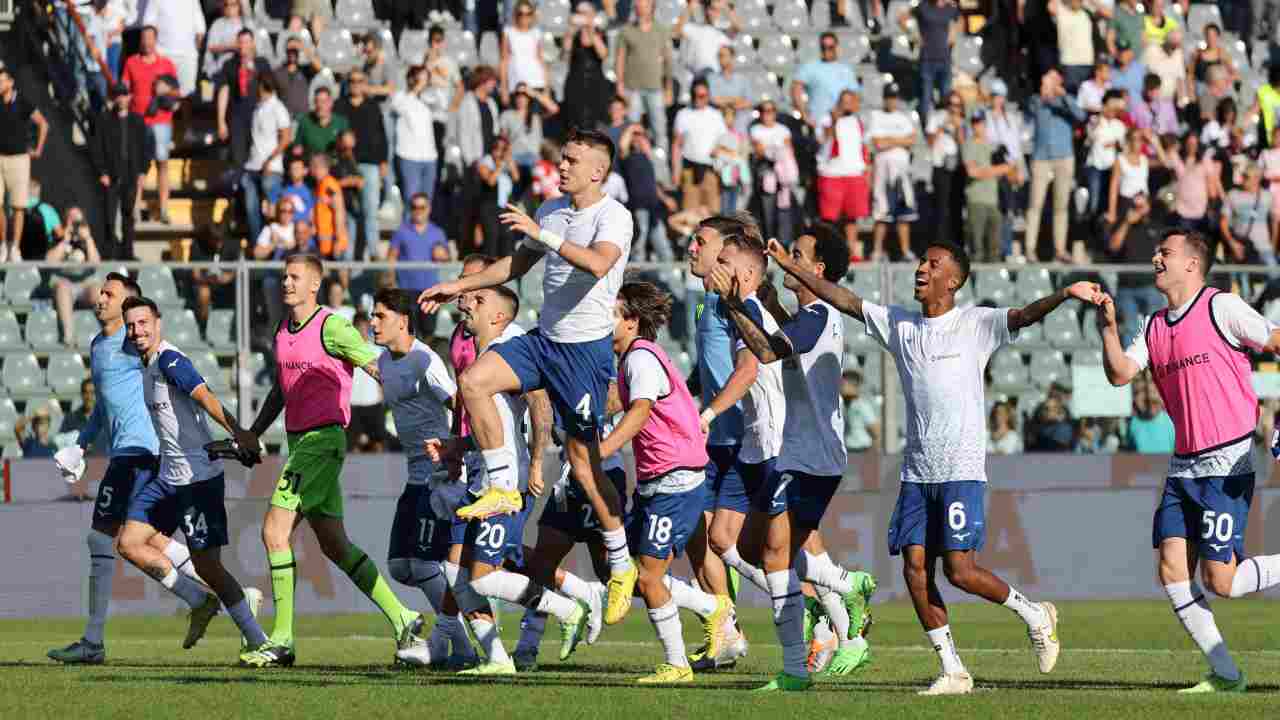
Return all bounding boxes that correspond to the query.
[1055,7,1093,66]
[862,303,1014,483]
[868,109,915,176]
[817,114,867,177]
[1088,116,1127,170]
[481,323,532,491]
[255,222,295,257]
[1125,290,1276,479]
[143,0,205,57]
[379,339,456,485]
[1116,153,1148,198]
[925,110,958,168]
[623,346,671,401]
[141,341,221,486]
[530,194,633,343]
[1077,79,1108,113]
[681,22,730,73]
[246,95,292,173]
[504,26,547,90]
[734,294,786,463]
[750,122,791,154]
[775,300,847,477]
[390,91,439,162]
[674,106,729,166]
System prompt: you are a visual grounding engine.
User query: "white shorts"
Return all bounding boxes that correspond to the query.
[872,167,918,224]
[169,54,199,97]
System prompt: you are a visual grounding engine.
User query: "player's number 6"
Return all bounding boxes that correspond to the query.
[948,502,967,531]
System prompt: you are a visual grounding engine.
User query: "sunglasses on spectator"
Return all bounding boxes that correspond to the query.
[518,10,534,16]
[412,203,429,210]
[822,43,837,51]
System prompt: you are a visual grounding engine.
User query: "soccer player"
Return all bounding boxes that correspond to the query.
[367,288,473,667]
[240,254,423,667]
[760,236,1089,695]
[114,296,270,660]
[600,281,729,684]
[1097,229,1280,693]
[418,128,639,624]
[711,226,875,692]
[425,285,589,676]
[48,273,217,665]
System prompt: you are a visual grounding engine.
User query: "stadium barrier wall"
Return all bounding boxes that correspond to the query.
[6,451,1280,618]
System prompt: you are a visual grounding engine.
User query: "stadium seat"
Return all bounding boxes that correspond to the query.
[336,0,379,31]
[2,443,20,458]
[858,351,884,390]
[166,310,207,349]
[1187,4,1222,36]
[890,265,916,304]
[189,351,230,393]
[3,353,49,398]
[23,311,62,351]
[137,266,182,309]
[845,314,874,350]
[1028,349,1070,389]
[1011,320,1044,345]
[975,268,1016,305]
[861,71,890,108]
[835,30,873,65]
[740,4,771,33]
[1043,309,1082,347]
[209,397,238,439]
[205,309,236,351]
[849,268,883,305]
[1225,37,1250,81]
[1015,268,1054,304]
[317,28,360,72]
[478,31,500,67]
[1070,349,1104,366]
[521,266,546,311]
[731,33,758,66]
[46,352,86,399]
[794,32,821,65]
[952,35,984,77]
[0,310,25,351]
[4,266,42,311]
[398,29,430,64]
[254,27,277,65]
[772,0,810,31]
[0,398,16,441]
[252,0,284,32]
[989,348,1028,388]
[757,35,796,72]
[72,311,99,349]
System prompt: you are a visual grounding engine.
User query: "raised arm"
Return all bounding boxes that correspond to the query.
[418,246,541,313]
[1095,294,1142,386]
[499,203,623,279]
[1007,281,1102,331]
[764,238,864,320]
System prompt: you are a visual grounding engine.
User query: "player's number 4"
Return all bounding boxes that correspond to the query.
[1201,511,1234,543]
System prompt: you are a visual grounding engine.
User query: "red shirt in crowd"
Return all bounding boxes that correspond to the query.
[122,53,178,127]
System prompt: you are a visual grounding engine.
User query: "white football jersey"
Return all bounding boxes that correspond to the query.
[862,302,1013,483]
[529,194,633,343]
[776,300,847,477]
[483,322,531,492]
[379,339,456,486]
[734,294,786,464]
[141,341,221,486]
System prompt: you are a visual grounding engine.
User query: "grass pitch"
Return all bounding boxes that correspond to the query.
[4,600,1279,719]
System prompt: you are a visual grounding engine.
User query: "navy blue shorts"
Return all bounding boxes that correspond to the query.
[888,481,986,556]
[539,467,628,544]
[739,458,775,505]
[464,490,535,567]
[1153,474,1254,563]
[491,328,613,441]
[94,454,161,526]
[754,468,841,529]
[704,444,754,514]
[126,474,227,550]
[389,484,451,563]
[627,480,707,560]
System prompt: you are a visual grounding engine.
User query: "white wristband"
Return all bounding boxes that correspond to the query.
[536,229,565,253]
[700,407,717,426]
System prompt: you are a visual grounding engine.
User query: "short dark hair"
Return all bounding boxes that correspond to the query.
[1162,228,1214,274]
[104,271,142,298]
[257,73,277,95]
[1142,73,1162,93]
[121,295,162,318]
[800,223,850,282]
[697,212,764,252]
[237,27,255,40]
[461,253,497,268]
[313,85,332,98]
[284,252,325,276]
[691,77,710,94]
[493,285,521,320]
[618,281,673,341]
[0,66,11,80]
[1101,88,1125,105]
[820,31,838,45]
[429,24,446,42]
[927,240,972,289]
[141,24,158,37]
[565,126,616,168]
[374,287,417,321]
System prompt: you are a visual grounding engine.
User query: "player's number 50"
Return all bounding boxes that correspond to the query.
[1200,511,1234,543]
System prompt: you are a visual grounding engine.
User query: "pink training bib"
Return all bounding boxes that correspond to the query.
[275,307,355,433]
[618,338,709,481]
[449,324,478,436]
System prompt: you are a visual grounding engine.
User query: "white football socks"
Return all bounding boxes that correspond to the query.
[469,570,578,622]
[1165,581,1240,681]
[557,570,595,605]
[663,575,718,617]
[602,527,633,572]
[799,551,853,594]
[84,530,115,645]
[163,539,207,586]
[227,597,268,646]
[647,600,689,668]
[720,546,769,593]
[816,587,852,644]
[481,447,518,492]
[1230,555,1280,597]
[767,569,807,678]
[444,562,490,615]
[468,616,511,665]
[1002,585,1048,627]
[161,567,210,608]
[515,608,547,656]
[927,625,966,675]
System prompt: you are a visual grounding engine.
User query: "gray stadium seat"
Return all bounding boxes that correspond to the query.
[478,31,500,67]
[1015,268,1054,304]
[72,311,99,348]
[398,30,429,63]
[890,266,917,304]
[189,351,230,393]
[0,310,25,350]
[244,352,269,386]
[1187,4,1222,36]
[731,33,758,66]
[1071,349,1104,366]
[336,0,379,31]
[47,352,87,399]
[757,35,796,72]
[166,310,207,349]
[835,30,873,64]
[138,266,182,309]
[952,34,984,77]
[23,311,61,351]
[252,0,284,32]
[1029,350,1070,390]
[4,267,42,311]
[989,348,1028,388]
[205,309,236,351]
[317,28,360,72]
[275,29,315,64]
[253,27,277,65]
[849,268,884,305]
[2,443,20,458]
[975,268,1016,305]
[1043,309,1082,347]
[772,0,810,31]
[857,351,884,391]
[793,31,821,65]
[0,398,17,441]
[3,353,49,398]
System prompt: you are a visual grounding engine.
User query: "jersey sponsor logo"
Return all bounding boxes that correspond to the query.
[930,353,961,362]
[282,360,315,371]
[1153,352,1211,379]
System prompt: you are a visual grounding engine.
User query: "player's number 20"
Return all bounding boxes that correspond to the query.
[477,521,506,550]
[1200,511,1234,543]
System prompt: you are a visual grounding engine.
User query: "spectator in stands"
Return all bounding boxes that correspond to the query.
[713,105,748,213]
[1141,0,1179,47]
[15,405,57,459]
[391,65,440,207]
[187,224,240,332]
[48,206,102,349]
[205,0,251,79]
[240,73,292,245]
[346,311,386,453]
[1026,68,1084,263]
[984,79,1027,260]
[561,3,612,134]
[1110,39,1146,114]
[1084,90,1127,221]
[335,74,388,254]
[1144,30,1188,107]
[423,25,462,147]
[753,100,798,249]
[20,178,58,262]
[673,77,727,215]
[143,0,205,100]
[0,65,48,263]
[500,84,559,202]
[531,140,564,203]
[1050,0,1095,93]
[274,154,317,222]
[273,34,322,118]
[217,29,274,170]
[675,0,737,78]
[815,90,867,255]
[1189,24,1238,97]
[122,26,180,224]
[988,401,1022,454]
[615,0,673,152]
[388,192,448,335]
[603,95,629,156]
[963,111,1011,262]
[1106,128,1147,225]
[790,31,859,132]
[1104,192,1165,344]
[60,378,103,455]
[1029,394,1074,451]
[473,135,519,257]
[1156,132,1223,234]
[296,86,349,157]
[254,200,297,260]
[89,85,147,261]
[325,278,356,320]
[360,32,396,162]
[90,0,126,81]
[902,0,960,122]
[619,123,675,262]
[292,0,334,37]
[500,1,548,106]
[1127,379,1175,453]
[1077,61,1112,114]
[1108,0,1143,57]
[1200,64,1237,127]
[926,91,964,244]
[1219,162,1272,264]
[456,65,499,171]
[868,83,918,261]
[841,370,879,452]
[310,153,352,272]
[707,45,751,133]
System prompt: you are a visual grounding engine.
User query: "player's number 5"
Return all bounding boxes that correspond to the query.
[1200,511,1234,543]
[98,486,113,509]
[948,502,967,531]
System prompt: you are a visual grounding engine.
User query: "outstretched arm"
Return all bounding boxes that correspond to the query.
[249,382,284,437]
[765,238,864,321]
[419,245,542,313]
[1096,294,1142,386]
[1007,281,1102,331]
